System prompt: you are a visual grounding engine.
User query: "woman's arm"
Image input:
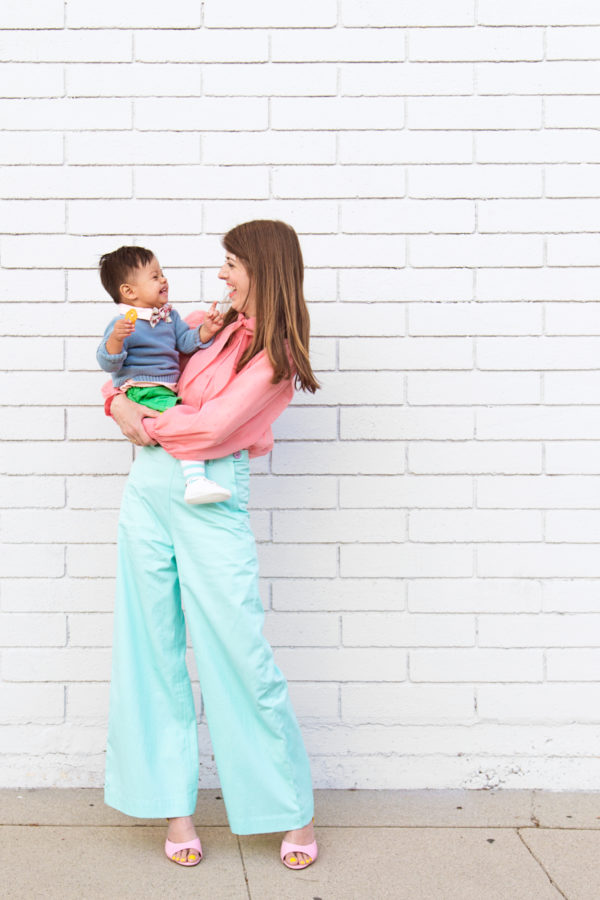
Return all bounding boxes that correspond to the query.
[110,393,160,445]
[144,356,294,460]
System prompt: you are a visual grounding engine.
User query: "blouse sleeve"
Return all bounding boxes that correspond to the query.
[143,354,294,460]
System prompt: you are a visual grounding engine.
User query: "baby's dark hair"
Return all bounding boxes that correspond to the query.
[99,245,155,303]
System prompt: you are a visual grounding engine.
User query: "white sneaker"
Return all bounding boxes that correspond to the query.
[184,476,232,505]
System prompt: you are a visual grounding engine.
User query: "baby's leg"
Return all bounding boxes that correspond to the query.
[179,459,206,483]
[179,459,231,505]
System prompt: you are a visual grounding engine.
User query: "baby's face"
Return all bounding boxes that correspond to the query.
[124,257,169,308]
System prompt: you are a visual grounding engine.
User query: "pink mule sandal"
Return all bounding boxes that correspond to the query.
[280,838,318,870]
[164,837,203,867]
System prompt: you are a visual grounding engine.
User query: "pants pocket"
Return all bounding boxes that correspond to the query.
[232,450,250,511]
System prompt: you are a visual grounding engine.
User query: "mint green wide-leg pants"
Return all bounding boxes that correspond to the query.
[104,446,314,835]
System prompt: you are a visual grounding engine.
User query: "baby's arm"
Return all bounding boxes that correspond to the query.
[106,317,135,355]
[97,316,131,373]
[173,304,223,355]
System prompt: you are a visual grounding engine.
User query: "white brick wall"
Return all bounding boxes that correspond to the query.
[2,2,600,793]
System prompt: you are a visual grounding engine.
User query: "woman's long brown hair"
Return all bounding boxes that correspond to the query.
[220,220,320,393]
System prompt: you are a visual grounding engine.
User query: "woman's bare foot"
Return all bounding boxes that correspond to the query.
[166,815,199,864]
[282,819,315,867]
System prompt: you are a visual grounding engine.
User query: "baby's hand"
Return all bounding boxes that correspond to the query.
[112,317,135,342]
[105,316,135,354]
[200,301,225,341]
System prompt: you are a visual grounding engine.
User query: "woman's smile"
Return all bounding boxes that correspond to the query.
[218,253,256,316]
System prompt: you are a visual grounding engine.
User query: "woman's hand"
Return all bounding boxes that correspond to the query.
[111,393,160,446]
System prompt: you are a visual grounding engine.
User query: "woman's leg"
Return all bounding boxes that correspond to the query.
[104,447,200,821]
[170,451,315,837]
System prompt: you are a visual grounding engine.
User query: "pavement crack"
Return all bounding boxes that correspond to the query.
[517,829,569,899]
[236,835,251,900]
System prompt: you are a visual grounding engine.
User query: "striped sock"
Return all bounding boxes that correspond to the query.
[180,460,206,484]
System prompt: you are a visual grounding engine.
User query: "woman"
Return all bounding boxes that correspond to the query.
[103,220,319,869]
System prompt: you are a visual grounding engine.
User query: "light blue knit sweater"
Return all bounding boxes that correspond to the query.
[97,308,212,388]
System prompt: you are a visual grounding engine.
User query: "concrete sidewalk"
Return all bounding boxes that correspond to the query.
[1,789,599,899]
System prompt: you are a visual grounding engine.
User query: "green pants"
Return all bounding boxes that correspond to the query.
[125,384,181,412]
[104,446,314,834]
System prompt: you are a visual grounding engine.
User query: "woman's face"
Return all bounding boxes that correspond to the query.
[218,253,256,317]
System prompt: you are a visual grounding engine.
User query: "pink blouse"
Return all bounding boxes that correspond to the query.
[103,311,295,461]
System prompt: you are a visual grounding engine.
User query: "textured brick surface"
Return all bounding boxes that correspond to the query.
[1,6,599,792]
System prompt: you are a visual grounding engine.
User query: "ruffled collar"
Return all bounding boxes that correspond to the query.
[118,303,160,322]
[233,312,256,334]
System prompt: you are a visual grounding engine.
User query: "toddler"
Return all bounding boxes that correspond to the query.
[96,245,231,505]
